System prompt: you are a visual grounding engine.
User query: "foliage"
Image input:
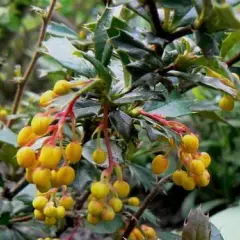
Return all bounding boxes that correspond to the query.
[1,0,240,239]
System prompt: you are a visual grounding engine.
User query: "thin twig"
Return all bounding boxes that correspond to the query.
[3,177,28,200]
[226,52,240,67]
[75,189,90,211]
[122,174,172,239]
[10,215,32,223]
[167,26,193,42]
[145,0,167,39]
[7,0,57,128]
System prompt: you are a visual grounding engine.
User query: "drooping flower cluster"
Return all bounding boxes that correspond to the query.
[172,134,211,190]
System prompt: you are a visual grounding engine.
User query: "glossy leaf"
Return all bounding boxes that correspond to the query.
[94,8,113,66]
[204,2,240,33]
[145,97,195,118]
[47,21,78,39]
[74,99,101,118]
[168,71,237,98]
[110,30,163,70]
[43,37,96,77]
[109,110,133,140]
[0,126,18,147]
[114,87,164,104]
[82,53,112,90]
[128,163,154,191]
[194,31,219,57]
[156,0,193,14]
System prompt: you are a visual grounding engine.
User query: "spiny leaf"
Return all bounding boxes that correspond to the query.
[43,37,96,78]
[182,206,211,240]
[94,8,114,66]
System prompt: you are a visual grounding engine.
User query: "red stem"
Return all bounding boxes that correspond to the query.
[140,110,188,134]
[103,103,115,174]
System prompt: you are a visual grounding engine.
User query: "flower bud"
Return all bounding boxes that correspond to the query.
[65,142,82,164]
[39,90,56,107]
[92,148,106,164]
[53,80,71,95]
[151,154,169,175]
[57,166,75,185]
[91,181,109,199]
[113,180,130,198]
[181,134,199,153]
[59,196,74,210]
[16,147,36,168]
[31,114,52,136]
[17,126,36,146]
[39,145,61,169]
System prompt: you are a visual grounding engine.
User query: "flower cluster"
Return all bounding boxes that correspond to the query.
[87,166,140,225]
[172,134,211,190]
[16,80,84,225]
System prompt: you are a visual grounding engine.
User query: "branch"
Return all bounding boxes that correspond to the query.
[167,26,193,43]
[226,52,240,67]
[122,174,172,239]
[74,189,90,211]
[145,0,167,39]
[3,177,28,200]
[10,215,32,223]
[7,0,57,128]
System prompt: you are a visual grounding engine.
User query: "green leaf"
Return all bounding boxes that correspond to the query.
[109,110,133,140]
[157,231,181,240]
[156,0,193,14]
[82,53,112,90]
[0,200,12,226]
[204,2,240,33]
[0,228,16,240]
[194,31,219,57]
[117,51,132,89]
[125,205,159,226]
[126,1,151,23]
[128,163,154,191]
[86,215,124,234]
[221,32,240,58]
[114,87,164,104]
[110,30,163,70]
[172,7,197,29]
[47,21,78,39]
[82,138,124,167]
[192,56,233,79]
[182,206,211,240]
[94,8,113,66]
[0,144,18,166]
[168,71,237,98]
[181,191,197,218]
[144,92,195,118]
[73,160,100,191]
[43,37,96,78]
[13,221,52,240]
[201,199,226,214]
[0,126,17,147]
[74,99,101,118]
